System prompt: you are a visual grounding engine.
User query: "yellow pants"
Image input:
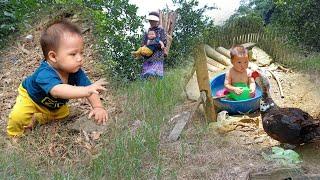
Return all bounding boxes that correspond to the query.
[7,85,69,137]
[133,46,153,58]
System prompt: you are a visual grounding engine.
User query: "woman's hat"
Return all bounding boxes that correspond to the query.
[146,12,160,21]
[146,15,159,21]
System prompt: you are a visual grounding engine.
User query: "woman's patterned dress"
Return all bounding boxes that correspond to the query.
[141,25,167,78]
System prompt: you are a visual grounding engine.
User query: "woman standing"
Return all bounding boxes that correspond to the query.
[141,11,167,79]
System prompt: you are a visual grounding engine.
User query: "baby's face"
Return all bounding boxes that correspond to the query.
[231,55,249,73]
[148,31,156,39]
[54,33,84,73]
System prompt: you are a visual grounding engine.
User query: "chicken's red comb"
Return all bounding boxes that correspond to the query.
[251,71,260,79]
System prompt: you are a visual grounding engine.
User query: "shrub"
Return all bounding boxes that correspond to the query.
[0,0,54,47]
[87,0,143,82]
[167,0,216,66]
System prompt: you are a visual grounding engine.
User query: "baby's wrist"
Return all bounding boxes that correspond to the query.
[93,106,104,109]
[84,86,92,96]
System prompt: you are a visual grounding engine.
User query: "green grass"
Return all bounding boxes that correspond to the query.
[0,151,40,179]
[3,1,319,178]
[89,68,186,179]
[0,1,187,178]
[289,55,320,72]
[0,67,186,179]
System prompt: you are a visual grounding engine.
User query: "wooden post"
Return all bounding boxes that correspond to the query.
[194,44,217,122]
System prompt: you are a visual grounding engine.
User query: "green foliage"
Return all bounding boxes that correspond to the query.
[0,0,44,47]
[224,14,264,36]
[0,1,16,41]
[208,14,264,48]
[87,0,143,82]
[228,0,275,27]
[167,0,216,66]
[271,0,320,50]
[0,1,81,48]
[234,0,320,51]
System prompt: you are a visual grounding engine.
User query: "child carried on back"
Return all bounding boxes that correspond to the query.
[132,30,164,59]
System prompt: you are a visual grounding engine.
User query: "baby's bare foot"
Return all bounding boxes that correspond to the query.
[24,115,37,133]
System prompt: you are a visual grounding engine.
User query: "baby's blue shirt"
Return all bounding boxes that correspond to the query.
[22,60,91,110]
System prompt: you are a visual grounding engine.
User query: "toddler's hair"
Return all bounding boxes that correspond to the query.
[148,30,156,35]
[230,45,248,60]
[40,19,82,59]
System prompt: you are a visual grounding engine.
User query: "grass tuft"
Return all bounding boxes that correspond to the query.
[89,68,186,179]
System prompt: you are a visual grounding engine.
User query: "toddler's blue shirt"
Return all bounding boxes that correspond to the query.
[22,60,91,110]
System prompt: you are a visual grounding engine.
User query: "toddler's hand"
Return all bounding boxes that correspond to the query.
[88,107,108,125]
[250,87,256,97]
[249,87,256,94]
[234,87,243,95]
[87,78,107,95]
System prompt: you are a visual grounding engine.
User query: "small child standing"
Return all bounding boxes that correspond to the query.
[7,20,108,137]
[132,30,164,59]
[219,45,256,100]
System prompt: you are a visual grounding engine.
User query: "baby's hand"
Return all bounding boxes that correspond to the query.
[161,44,165,49]
[250,87,256,97]
[249,87,256,94]
[88,107,108,125]
[234,87,243,95]
[86,78,107,95]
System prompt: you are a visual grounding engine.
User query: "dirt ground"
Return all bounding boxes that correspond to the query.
[0,15,319,179]
[0,17,118,150]
[160,68,320,179]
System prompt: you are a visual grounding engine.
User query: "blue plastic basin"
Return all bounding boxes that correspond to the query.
[210,73,262,115]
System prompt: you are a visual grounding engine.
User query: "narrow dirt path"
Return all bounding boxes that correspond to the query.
[270,70,320,117]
